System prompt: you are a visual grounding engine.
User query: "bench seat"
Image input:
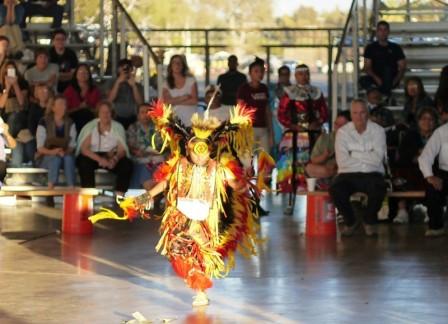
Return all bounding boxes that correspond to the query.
[295,190,425,198]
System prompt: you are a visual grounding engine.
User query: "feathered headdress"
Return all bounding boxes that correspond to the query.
[147,100,256,160]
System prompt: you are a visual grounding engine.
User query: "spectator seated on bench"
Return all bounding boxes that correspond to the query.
[418,114,448,237]
[35,95,76,188]
[76,101,132,196]
[392,107,437,224]
[329,99,387,237]
[0,115,16,185]
[305,110,350,190]
[126,103,164,189]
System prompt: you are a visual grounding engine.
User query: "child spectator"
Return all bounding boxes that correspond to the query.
[49,29,78,93]
[24,48,59,92]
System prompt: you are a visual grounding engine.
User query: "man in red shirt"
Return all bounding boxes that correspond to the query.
[236,57,273,153]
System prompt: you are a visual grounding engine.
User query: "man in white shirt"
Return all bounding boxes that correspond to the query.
[329,99,387,236]
[418,123,448,237]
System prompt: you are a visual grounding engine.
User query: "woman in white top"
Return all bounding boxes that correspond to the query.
[76,101,132,195]
[162,54,198,126]
[0,117,16,186]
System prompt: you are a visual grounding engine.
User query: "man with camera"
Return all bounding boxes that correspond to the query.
[107,58,143,129]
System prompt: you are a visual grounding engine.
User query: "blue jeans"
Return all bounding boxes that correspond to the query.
[0,4,25,26]
[129,162,152,189]
[40,155,76,186]
[10,140,36,167]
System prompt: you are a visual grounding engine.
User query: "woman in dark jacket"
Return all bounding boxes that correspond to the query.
[393,107,438,223]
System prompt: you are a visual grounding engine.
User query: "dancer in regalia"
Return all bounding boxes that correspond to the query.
[89,100,273,307]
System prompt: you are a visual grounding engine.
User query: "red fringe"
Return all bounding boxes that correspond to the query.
[171,257,212,290]
[153,162,172,183]
[217,194,250,258]
[123,207,140,221]
[226,160,245,180]
[148,99,165,120]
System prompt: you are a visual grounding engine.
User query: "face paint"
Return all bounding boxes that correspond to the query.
[193,141,209,156]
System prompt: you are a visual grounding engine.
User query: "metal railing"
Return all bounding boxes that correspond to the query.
[138,27,341,90]
[98,0,162,100]
[97,12,342,99]
[331,0,379,121]
[379,0,448,21]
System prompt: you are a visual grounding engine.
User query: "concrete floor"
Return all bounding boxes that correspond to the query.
[0,194,447,324]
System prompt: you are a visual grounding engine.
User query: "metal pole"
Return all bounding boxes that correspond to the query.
[327,44,333,128]
[157,50,165,99]
[341,54,347,110]
[69,0,74,28]
[99,0,105,78]
[362,0,367,45]
[266,46,271,86]
[143,47,150,102]
[205,30,210,86]
[352,0,359,99]
[111,1,118,78]
[373,0,380,29]
[331,62,338,124]
[406,0,411,22]
[120,12,127,59]
[157,64,163,99]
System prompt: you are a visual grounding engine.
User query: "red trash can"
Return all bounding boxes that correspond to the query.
[62,193,94,235]
[306,193,336,237]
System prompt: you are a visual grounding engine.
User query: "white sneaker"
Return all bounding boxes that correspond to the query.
[425,228,445,237]
[192,291,209,307]
[393,209,409,224]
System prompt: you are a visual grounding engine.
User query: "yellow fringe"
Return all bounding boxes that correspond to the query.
[88,208,129,224]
